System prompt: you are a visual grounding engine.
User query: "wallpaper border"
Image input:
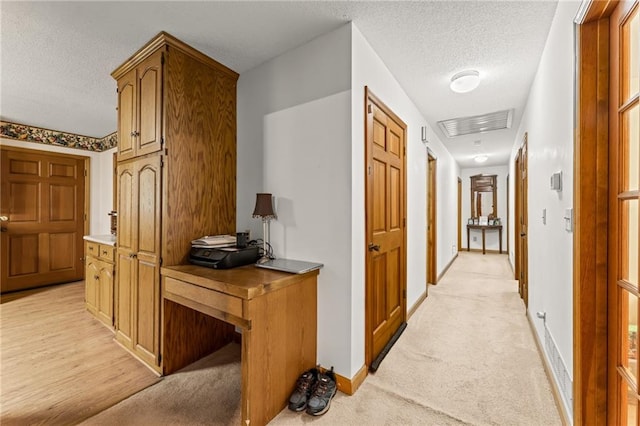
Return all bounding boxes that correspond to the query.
[0,121,117,152]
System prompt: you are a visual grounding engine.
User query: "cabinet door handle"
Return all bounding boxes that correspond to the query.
[102,250,108,255]
[129,253,137,259]
[94,275,99,280]
[130,131,140,137]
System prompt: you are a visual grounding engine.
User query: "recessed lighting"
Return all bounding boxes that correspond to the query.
[450,70,480,93]
[474,155,488,163]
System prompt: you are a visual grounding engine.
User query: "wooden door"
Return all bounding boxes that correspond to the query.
[97,261,114,327]
[520,136,528,308]
[515,152,521,282]
[0,147,86,293]
[608,1,639,423]
[136,51,163,158]
[116,161,135,347]
[427,154,437,284]
[85,258,99,314]
[117,68,136,161]
[458,177,462,252]
[365,88,407,367]
[133,155,162,366]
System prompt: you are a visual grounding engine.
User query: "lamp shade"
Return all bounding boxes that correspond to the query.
[252,193,276,219]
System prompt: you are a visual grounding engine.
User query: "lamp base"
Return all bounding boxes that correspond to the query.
[256,255,271,265]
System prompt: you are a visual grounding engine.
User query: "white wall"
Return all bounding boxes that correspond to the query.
[237,25,353,376]
[461,165,509,252]
[0,138,115,235]
[508,1,579,419]
[237,24,352,241]
[351,24,459,375]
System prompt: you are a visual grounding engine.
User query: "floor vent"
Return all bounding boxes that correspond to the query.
[544,324,573,413]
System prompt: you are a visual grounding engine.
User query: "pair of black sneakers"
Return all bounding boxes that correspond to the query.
[288,366,337,416]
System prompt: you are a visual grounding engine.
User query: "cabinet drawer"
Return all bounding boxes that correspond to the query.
[86,242,99,258]
[98,245,115,262]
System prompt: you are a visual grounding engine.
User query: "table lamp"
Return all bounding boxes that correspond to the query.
[252,193,276,263]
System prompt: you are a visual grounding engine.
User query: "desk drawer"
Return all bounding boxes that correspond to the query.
[164,277,243,319]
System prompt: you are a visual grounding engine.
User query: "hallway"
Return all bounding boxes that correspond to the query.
[273,251,561,424]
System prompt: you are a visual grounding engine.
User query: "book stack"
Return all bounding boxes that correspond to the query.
[191,234,236,249]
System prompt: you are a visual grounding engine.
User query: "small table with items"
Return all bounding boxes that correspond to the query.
[467,224,503,255]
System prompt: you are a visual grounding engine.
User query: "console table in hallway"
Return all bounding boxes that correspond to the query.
[467,224,503,255]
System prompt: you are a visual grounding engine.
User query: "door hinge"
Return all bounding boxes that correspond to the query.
[158,354,162,363]
[161,136,164,146]
[368,165,372,175]
[84,169,87,177]
[159,257,163,266]
[160,157,164,168]
[84,213,87,221]
[403,289,406,299]
[367,104,372,114]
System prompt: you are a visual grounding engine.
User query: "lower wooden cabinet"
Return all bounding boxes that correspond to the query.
[85,241,115,329]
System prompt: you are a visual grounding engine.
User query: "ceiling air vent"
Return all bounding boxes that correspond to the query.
[437,109,513,138]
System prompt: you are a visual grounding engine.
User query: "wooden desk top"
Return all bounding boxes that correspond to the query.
[161,264,319,300]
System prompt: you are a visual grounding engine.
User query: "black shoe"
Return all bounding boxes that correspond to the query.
[305,367,337,416]
[288,367,318,411]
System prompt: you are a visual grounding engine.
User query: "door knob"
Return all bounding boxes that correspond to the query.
[368,243,380,252]
[0,216,8,222]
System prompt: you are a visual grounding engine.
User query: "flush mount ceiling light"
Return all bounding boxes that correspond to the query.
[450,70,480,93]
[474,154,489,163]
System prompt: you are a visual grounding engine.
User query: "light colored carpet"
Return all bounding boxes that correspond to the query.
[85,252,561,425]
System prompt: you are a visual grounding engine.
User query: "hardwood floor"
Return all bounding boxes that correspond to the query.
[0,281,160,425]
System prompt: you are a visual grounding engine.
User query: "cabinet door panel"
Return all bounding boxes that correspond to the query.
[98,261,114,327]
[137,51,163,157]
[135,258,159,364]
[117,70,136,161]
[115,253,134,347]
[137,158,161,258]
[117,164,135,253]
[85,259,99,314]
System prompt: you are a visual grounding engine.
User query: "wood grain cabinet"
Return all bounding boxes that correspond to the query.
[111,32,238,372]
[84,241,115,328]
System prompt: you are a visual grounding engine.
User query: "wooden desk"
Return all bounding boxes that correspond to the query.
[161,264,318,426]
[467,224,503,254]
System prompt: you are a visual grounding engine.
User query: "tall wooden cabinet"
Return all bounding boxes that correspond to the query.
[112,32,238,372]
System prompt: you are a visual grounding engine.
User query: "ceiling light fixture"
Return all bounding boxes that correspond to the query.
[474,154,488,163]
[450,70,480,93]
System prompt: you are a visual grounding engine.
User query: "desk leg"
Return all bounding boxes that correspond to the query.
[467,227,470,252]
[482,229,486,255]
[242,275,317,426]
[499,228,503,254]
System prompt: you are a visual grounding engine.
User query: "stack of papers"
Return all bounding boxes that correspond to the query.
[191,234,236,248]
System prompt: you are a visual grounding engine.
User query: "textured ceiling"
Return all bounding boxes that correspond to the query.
[0,1,560,168]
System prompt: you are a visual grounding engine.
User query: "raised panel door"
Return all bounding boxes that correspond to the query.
[133,155,161,366]
[116,161,136,347]
[1,147,86,293]
[117,69,136,161]
[365,92,407,367]
[136,51,163,158]
[97,260,114,327]
[85,258,99,315]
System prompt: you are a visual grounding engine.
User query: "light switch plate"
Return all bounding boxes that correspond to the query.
[542,208,546,225]
[564,208,573,232]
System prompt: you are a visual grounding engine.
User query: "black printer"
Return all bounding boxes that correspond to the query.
[189,245,259,269]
